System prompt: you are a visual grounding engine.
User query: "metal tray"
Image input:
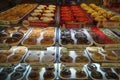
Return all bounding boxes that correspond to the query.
[58,47,90,63]
[25,63,57,80]
[21,27,56,49]
[59,28,93,49]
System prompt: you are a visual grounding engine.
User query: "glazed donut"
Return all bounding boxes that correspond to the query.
[14,48,26,55]
[8,54,22,62]
[0,54,7,63]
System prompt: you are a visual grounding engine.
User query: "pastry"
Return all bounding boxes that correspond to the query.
[101,68,112,72]
[16,66,26,72]
[92,53,104,61]
[0,54,7,63]
[61,37,74,45]
[12,32,24,39]
[3,50,12,56]
[2,67,14,74]
[42,55,54,63]
[29,71,39,80]
[18,26,28,31]
[0,32,9,39]
[75,56,89,63]
[14,48,26,55]
[91,71,102,79]
[8,54,22,62]
[42,13,54,17]
[0,4,37,21]
[0,72,8,80]
[105,71,119,79]
[43,72,55,80]
[23,38,37,45]
[4,27,15,34]
[76,70,86,78]
[31,12,41,16]
[0,38,4,43]
[60,68,71,78]
[60,55,73,63]
[106,53,119,61]
[28,16,39,21]
[40,39,54,45]
[11,72,23,80]
[5,37,19,44]
[25,54,40,63]
[45,65,55,72]
[40,17,53,22]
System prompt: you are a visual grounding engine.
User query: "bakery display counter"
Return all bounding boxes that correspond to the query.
[0,4,37,25]
[59,28,93,49]
[23,5,57,27]
[0,26,31,49]
[21,27,56,49]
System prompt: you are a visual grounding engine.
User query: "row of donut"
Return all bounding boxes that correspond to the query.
[0,46,120,64]
[1,26,120,48]
[0,63,120,80]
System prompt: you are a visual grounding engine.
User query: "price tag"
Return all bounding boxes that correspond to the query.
[30,21,49,27]
[65,22,85,28]
[103,22,120,28]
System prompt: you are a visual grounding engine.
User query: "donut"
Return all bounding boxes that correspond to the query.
[3,50,13,56]
[0,54,7,63]
[8,54,22,62]
[11,72,23,80]
[29,71,39,80]
[12,32,24,39]
[23,38,37,45]
[0,32,9,39]
[5,37,19,44]
[14,48,26,55]
[0,38,4,43]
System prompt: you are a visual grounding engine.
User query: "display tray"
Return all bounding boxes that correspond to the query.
[21,27,56,49]
[23,5,57,27]
[85,47,120,63]
[0,63,30,80]
[88,27,120,47]
[23,47,56,64]
[80,3,120,23]
[0,46,28,64]
[58,47,90,63]
[59,28,93,49]
[58,63,89,80]
[85,63,120,80]
[0,26,31,48]
[0,4,38,25]
[25,63,57,80]
[60,5,93,28]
